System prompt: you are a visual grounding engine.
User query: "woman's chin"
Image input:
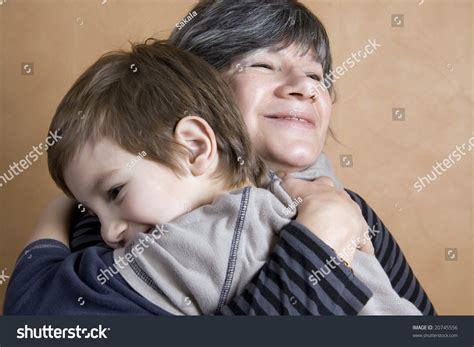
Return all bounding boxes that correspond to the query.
[266,146,321,172]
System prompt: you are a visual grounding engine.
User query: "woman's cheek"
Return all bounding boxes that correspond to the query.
[317,93,332,127]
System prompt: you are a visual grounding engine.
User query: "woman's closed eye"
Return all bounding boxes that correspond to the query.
[250,62,321,81]
[250,63,274,70]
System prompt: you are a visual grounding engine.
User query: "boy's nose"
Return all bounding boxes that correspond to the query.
[101,221,128,248]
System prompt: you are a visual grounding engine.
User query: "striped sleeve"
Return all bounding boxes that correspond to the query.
[219,221,373,315]
[69,209,105,252]
[345,189,436,315]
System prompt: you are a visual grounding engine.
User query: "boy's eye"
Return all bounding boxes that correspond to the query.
[108,185,124,201]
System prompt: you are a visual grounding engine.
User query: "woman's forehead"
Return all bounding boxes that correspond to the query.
[240,44,321,63]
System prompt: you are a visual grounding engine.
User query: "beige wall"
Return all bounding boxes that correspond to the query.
[0,0,472,314]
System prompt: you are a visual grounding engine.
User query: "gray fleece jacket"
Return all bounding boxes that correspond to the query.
[114,153,421,315]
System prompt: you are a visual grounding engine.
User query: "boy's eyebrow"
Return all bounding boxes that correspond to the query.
[92,168,120,192]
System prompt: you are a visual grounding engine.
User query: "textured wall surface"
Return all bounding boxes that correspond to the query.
[0,0,472,314]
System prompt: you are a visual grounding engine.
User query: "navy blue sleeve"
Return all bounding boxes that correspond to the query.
[345,189,436,315]
[3,239,171,315]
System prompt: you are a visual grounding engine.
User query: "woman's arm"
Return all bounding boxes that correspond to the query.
[345,189,436,315]
[219,220,372,315]
[69,210,104,251]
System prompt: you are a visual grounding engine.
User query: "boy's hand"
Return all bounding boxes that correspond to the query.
[29,194,76,247]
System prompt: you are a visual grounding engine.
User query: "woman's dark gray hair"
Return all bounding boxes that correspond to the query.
[169,0,338,141]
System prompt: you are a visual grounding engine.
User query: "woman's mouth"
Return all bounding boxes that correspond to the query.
[264,113,316,129]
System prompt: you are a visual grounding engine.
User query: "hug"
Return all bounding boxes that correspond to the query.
[4,0,435,316]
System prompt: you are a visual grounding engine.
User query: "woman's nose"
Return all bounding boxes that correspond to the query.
[275,72,316,101]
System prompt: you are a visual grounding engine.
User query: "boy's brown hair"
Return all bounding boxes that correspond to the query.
[47,39,266,197]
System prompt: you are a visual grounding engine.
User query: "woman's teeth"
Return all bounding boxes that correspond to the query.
[268,115,309,123]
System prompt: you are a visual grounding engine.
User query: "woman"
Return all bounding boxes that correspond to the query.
[166,0,434,315]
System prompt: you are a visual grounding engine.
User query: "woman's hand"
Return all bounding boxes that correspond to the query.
[29,194,76,247]
[281,175,374,267]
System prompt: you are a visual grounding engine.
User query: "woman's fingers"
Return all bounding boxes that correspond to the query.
[359,238,375,255]
[281,175,336,199]
[313,176,336,187]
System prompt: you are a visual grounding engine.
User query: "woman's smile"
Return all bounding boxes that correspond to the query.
[263,110,316,130]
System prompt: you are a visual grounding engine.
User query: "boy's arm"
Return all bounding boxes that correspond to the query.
[345,189,436,315]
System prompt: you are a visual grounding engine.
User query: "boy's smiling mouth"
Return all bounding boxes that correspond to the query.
[145,226,157,234]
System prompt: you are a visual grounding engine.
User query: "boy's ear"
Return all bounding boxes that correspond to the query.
[174,115,218,176]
